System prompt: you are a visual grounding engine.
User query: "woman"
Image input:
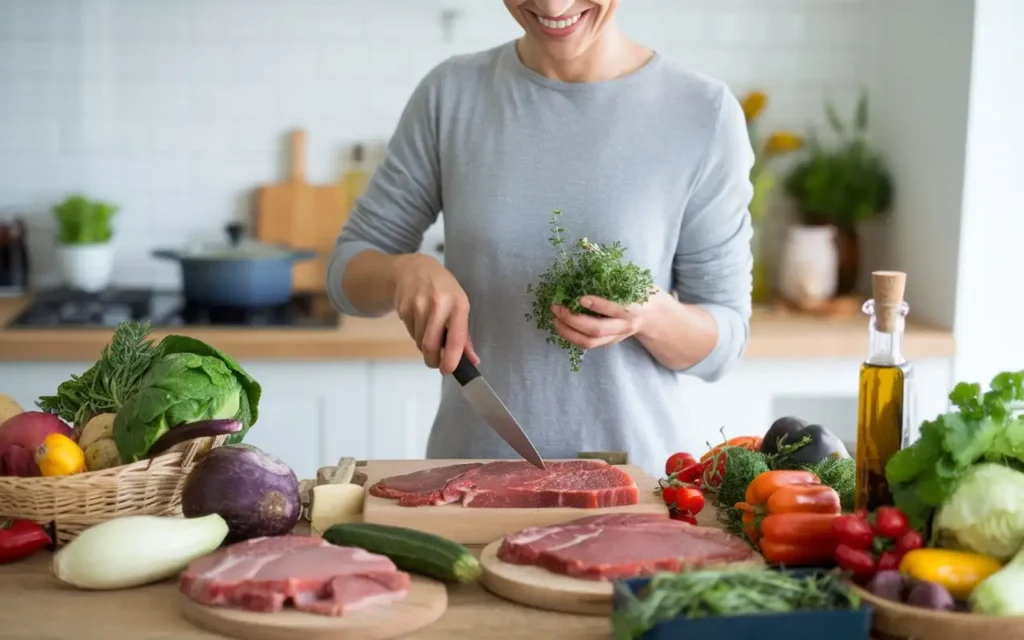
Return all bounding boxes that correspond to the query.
[327,0,754,473]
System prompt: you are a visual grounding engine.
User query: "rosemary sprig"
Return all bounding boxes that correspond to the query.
[526,209,656,371]
[36,321,159,426]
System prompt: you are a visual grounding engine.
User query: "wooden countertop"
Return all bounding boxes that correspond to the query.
[0,552,609,640]
[0,296,955,363]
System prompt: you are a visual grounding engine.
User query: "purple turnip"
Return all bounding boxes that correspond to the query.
[0,412,73,452]
[181,443,299,543]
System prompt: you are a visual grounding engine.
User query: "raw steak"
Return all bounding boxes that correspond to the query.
[180,535,410,615]
[369,460,639,508]
[498,513,754,580]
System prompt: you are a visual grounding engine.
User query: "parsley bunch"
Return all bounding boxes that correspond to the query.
[525,209,656,371]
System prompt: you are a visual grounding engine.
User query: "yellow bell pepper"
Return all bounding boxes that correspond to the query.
[899,548,1003,600]
[35,433,86,477]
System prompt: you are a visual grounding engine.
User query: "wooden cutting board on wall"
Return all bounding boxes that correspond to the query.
[360,460,668,546]
[256,129,350,292]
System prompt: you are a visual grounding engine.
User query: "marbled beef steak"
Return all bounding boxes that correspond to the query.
[368,460,639,508]
[179,535,410,615]
[498,513,755,580]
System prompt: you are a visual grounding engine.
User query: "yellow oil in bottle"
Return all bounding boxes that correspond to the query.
[855,361,912,512]
[854,271,913,513]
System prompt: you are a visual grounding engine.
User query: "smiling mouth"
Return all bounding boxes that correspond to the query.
[531,8,589,35]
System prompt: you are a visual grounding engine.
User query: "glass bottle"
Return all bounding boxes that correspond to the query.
[855,271,914,512]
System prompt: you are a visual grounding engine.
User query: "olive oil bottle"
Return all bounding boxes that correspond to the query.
[855,271,914,512]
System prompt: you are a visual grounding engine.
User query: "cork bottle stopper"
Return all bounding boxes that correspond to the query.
[872,270,907,332]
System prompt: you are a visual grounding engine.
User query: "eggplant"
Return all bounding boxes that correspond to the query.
[760,417,850,464]
[148,419,243,457]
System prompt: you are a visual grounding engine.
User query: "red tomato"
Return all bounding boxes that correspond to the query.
[661,486,678,507]
[677,487,705,515]
[894,529,924,554]
[665,452,697,476]
[872,507,910,539]
[676,462,703,485]
[670,512,698,525]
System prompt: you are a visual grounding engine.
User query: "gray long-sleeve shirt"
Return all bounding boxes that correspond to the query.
[327,42,754,474]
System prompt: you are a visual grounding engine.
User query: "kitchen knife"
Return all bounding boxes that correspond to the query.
[441,331,545,469]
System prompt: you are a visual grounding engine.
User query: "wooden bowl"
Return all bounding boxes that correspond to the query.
[850,584,1024,640]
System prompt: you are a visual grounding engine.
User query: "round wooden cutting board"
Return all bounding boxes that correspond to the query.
[479,539,614,615]
[179,574,448,640]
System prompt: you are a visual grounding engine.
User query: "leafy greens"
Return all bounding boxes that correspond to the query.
[885,370,1024,531]
[526,209,656,371]
[37,323,262,464]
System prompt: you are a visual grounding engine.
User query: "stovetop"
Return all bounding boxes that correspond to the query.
[8,288,340,329]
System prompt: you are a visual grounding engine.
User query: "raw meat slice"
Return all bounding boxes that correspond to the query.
[498,513,754,580]
[368,460,639,508]
[368,462,483,504]
[180,535,410,615]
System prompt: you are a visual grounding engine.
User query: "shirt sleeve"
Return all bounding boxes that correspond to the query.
[672,87,755,382]
[326,68,444,317]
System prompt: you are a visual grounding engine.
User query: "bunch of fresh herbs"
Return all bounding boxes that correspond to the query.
[886,370,1024,531]
[525,209,656,371]
[612,567,858,639]
[37,321,158,427]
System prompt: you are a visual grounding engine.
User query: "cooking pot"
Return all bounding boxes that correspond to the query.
[153,223,315,307]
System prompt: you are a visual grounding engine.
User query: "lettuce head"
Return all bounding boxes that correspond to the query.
[113,335,261,463]
[932,462,1024,562]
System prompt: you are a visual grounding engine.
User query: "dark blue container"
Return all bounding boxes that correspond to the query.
[612,569,873,640]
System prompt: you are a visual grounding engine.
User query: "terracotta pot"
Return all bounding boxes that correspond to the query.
[834,226,861,296]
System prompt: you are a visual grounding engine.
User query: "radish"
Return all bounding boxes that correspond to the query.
[0,411,74,452]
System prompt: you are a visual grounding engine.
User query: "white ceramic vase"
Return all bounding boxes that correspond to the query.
[777,225,839,303]
[56,243,114,293]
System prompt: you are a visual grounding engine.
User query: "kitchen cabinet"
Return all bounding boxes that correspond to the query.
[0,355,953,480]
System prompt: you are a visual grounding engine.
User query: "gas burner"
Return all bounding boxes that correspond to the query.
[154,292,337,329]
[9,288,153,328]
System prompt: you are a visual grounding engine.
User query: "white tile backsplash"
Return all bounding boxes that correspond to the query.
[0,0,874,289]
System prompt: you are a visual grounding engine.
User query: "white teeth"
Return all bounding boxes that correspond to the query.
[537,12,581,30]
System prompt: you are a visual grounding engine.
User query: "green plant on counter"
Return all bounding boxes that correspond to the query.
[783,91,893,229]
[53,194,118,244]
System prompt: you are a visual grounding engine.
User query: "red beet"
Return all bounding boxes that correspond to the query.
[180,443,299,543]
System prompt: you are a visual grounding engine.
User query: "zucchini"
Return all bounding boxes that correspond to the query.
[322,522,482,584]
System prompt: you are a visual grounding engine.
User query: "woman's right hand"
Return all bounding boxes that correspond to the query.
[391,254,480,375]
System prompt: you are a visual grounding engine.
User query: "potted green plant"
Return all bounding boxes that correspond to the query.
[52,194,118,292]
[782,92,893,297]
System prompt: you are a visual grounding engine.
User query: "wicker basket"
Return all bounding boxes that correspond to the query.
[0,435,228,547]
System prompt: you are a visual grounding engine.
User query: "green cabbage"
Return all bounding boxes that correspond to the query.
[113,335,261,463]
[932,463,1024,562]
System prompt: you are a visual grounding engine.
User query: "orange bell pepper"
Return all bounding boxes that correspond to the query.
[734,470,841,565]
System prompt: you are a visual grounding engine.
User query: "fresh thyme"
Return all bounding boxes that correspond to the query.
[526,209,656,371]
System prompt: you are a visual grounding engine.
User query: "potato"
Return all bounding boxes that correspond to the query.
[78,413,116,450]
[0,393,23,426]
[84,439,121,472]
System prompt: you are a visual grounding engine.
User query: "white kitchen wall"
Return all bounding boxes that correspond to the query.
[0,0,875,288]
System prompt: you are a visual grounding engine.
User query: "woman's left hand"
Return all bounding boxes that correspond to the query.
[550,296,648,351]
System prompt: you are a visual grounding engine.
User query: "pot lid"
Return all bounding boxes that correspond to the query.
[177,224,295,260]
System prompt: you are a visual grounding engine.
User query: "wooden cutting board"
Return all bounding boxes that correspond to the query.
[478,509,764,616]
[361,459,668,546]
[179,574,447,640]
[256,129,350,292]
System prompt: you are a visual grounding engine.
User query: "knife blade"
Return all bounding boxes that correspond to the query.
[441,333,545,469]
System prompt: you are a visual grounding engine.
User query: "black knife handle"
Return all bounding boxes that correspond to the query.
[441,328,480,386]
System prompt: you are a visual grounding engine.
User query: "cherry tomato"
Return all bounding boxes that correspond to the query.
[661,486,678,507]
[677,487,705,515]
[701,457,726,491]
[872,506,910,539]
[877,550,902,572]
[833,514,874,549]
[665,452,697,476]
[676,462,703,485]
[670,511,698,525]
[894,529,924,554]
